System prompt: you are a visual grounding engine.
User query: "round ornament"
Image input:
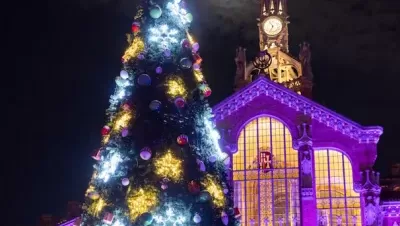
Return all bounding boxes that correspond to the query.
[121,128,129,137]
[155,66,163,74]
[174,97,185,108]
[202,86,212,97]
[149,6,162,19]
[161,183,168,190]
[177,134,189,145]
[149,100,162,111]
[221,211,229,226]
[140,147,152,160]
[185,13,193,22]
[181,39,190,49]
[193,53,202,64]
[193,63,201,71]
[131,22,140,33]
[101,126,111,136]
[223,188,229,194]
[193,213,202,223]
[137,74,151,86]
[141,212,153,226]
[209,155,217,163]
[120,70,129,79]
[121,178,130,186]
[188,180,201,194]
[138,53,145,60]
[180,58,192,69]
[88,191,100,200]
[192,42,200,52]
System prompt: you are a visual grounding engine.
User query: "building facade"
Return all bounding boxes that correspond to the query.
[217,0,384,225]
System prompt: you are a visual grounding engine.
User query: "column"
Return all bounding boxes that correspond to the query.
[355,170,381,226]
[296,122,317,225]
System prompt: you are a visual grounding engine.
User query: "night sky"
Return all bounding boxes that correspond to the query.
[5,0,400,225]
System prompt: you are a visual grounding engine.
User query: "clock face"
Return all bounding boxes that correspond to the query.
[263,17,283,36]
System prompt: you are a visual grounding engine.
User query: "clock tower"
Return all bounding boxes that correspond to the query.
[259,0,289,52]
[234,0,313,99]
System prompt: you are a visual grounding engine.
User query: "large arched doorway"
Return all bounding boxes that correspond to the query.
[232,116,300,226]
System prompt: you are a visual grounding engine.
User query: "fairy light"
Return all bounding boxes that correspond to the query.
[203,116,227,160]
[102,134,110,144]
[166,76,187,99]
[154,150,183,182]
[122,37,145,62]
[186,31,195,44]
[88,198,107,217]
[193,70,204,82]
[127,186,159,221]
[112,111,133,132]
[202,174,226,208]
[98,152,122,182]
[153,207,186,225]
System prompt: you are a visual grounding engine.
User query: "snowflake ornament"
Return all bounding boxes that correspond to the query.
[149,24,179,49]
[166,0,192,26]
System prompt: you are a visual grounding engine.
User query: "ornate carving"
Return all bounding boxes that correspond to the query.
[213,77,383,144]
[355,170,382,226]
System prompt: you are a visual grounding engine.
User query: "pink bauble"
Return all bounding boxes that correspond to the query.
[193,63,201,71]
[161,183,168,190]
[192,42,199,52]
[177,134,189,145]
[101,126,111,136]
[140,147,152,160]
[121,128,129,137]
[122,178,130,186]
[155,66,163,74]
[174,97,185,108]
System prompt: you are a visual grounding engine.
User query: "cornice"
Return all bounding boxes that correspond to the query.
[213,77,383,144]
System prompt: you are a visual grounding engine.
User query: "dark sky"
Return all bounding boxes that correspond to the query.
[5,0,400,225]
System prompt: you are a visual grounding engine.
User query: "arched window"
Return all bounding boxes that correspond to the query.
[233,116,300,225]
[314,149,361,226]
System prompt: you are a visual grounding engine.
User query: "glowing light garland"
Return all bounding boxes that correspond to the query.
[112,110,133,132]
[166,0,192,26]
[154,150,183,182]
[153,207,186,226]
[98,152,123,182]
[149,25,179,49]
[203,115,228,160]
[127,186,159,221]
[201,174,226,208]
[122,37,145,62]
[87,198,107,217]
[166,76,187,99]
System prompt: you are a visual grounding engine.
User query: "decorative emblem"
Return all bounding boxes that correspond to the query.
[253,51,272,70]
[365,203,377,226]
[301,158,312,175]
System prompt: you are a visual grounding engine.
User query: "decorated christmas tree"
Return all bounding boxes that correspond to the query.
[81,0,238,225]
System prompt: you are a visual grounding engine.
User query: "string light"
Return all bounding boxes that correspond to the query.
[122,37,145,62]
[201,174,226,208]
[153,207,186,225]
[112,110,133,132]
[88,198,107,217]
[166,76,187,99]
[193,70,204,82]
[127,186,159,221]
[154,150,183,182]
[98,152,122,182]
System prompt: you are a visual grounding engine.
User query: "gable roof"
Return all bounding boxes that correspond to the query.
[213,77,383,144]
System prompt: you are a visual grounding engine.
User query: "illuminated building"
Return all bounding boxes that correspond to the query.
[214,0,385,225]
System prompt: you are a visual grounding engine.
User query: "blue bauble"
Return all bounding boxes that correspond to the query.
[149,100,162,111]
[180,58,192,69]
[149,6,162,19]
[137,74,151,86]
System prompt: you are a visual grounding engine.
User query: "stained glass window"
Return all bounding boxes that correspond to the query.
[233,116,300,226]
[315,149,361,226]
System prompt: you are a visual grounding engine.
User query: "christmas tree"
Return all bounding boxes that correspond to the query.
[81,0,238,225]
